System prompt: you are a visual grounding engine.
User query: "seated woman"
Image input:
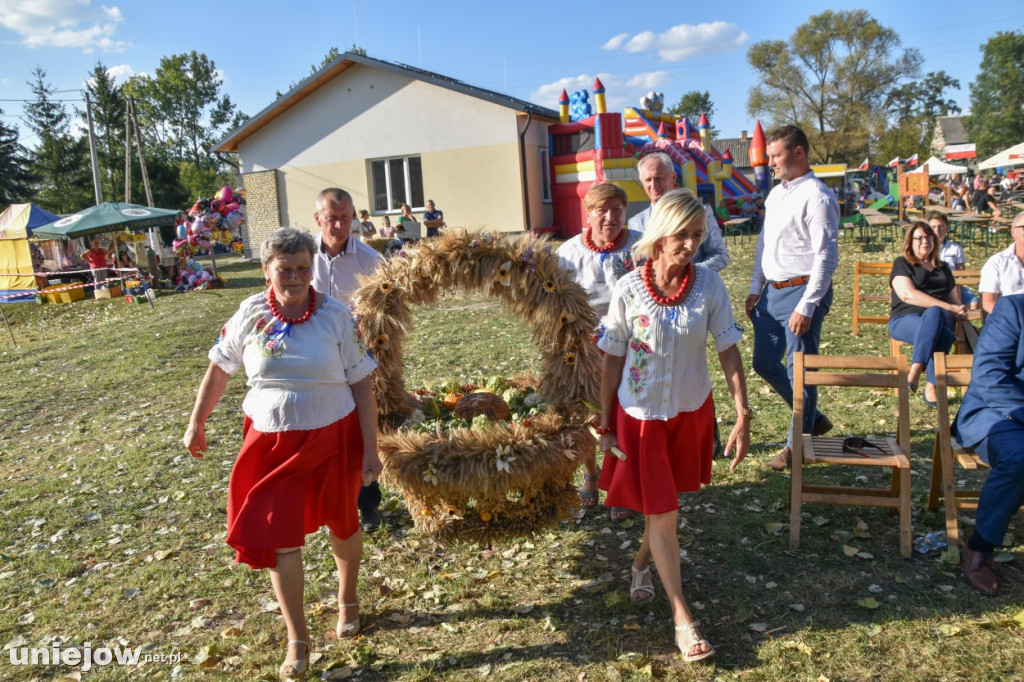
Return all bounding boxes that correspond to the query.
[889,221,968,407]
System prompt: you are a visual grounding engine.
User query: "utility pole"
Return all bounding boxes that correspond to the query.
[83,92,104,205]
[124,101,132,203]
[127,97,154,208]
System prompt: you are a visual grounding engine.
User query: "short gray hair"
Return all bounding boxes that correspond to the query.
[638,152,674,176]
[316,187,353,211]
[260,227,317,265]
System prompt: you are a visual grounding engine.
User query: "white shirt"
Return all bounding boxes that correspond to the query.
[939,240,966,270]
[209,292,377,432]
[749,171,840,318]
[979,244,1024,296]
[311,233,384,305]
[598,266,742,420]
[557,230,643,318]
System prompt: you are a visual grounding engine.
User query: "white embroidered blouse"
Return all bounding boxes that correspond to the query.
[598,265,742,420]
[556,229,643,318]
[209,292,377,432]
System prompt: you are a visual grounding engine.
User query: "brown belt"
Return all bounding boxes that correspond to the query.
[770,276,810,289]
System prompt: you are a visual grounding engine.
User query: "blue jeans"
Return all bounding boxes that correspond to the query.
[751,283,833,446]
[960,286,978,308]
[888,307,955,385]
[972,421,1024,546]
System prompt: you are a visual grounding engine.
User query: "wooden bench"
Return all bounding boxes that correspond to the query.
[790,353,913,558]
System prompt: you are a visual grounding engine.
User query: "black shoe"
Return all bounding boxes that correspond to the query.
[713,420,723,458]
[812,415,833,436]
[360,505,382,532]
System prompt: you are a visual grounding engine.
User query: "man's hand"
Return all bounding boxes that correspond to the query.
[745,294,760,319]
[789,310,811,336]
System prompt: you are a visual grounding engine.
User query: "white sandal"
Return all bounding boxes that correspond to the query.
[675,623,715,662]
[336,601,360,638]
[629,565,655,604]
[279,639,307,679]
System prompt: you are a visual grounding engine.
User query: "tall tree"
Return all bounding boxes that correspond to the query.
[276,46,344,99]
[965,31,1024,159]
[746,10,922,163]
[81,61,126,203]
[667,90,720,138]
[0,111,35,206]
[23,67,91,213]
[129,51,242,172]
[874,71,960,164]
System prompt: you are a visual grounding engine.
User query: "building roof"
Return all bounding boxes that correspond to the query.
[711,138,751,168]
[936,116,969,146]
[215,52,559,153]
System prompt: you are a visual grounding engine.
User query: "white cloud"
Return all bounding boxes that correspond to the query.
[601,33,630,51]
[529,71,673,113]
[106,64,137,84]
[0,0,128,52]
[611,22,747,62]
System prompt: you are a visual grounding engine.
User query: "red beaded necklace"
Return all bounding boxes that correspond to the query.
[267,286,317,325]
[642,259,691,306]
[582,228,623,253]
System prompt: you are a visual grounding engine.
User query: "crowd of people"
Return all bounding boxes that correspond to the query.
[181,127,1024,676]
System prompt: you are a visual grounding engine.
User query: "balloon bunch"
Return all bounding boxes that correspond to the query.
[174,185,245,259]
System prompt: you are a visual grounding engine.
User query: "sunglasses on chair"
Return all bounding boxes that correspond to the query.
[842,437,886,457]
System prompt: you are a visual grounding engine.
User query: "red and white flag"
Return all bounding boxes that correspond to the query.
[887,157,900,168]
[857,158,869,171]
[906,154,919,167]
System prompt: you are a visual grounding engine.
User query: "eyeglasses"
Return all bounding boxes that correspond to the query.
[842,437,887,458]
[912,236,933,242]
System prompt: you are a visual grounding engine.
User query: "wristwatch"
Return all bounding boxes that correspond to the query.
[739,406,754,419]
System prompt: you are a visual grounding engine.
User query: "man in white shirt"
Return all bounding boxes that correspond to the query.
[629,152,729,271]
[744,126,840,471]
[311,187,386,530]
[980,212,1024,314]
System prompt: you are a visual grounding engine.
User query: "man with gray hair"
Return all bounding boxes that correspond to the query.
[629,152,729,271]
[311,187,386,531]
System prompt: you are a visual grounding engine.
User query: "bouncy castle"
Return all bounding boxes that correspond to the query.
[548,79,762,237]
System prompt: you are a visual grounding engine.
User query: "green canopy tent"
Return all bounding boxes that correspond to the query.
[32,201,179,239]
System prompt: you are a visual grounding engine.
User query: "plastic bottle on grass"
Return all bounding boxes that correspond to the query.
[913,530,948,553]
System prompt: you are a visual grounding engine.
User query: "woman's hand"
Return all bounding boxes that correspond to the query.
[724,416,750,472]
[949,303,968,320]
[362,449,383,486]
[599,432,619,457]
[183,421,207,458]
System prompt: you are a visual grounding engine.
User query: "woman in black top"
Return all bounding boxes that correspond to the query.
[889,221,967,407]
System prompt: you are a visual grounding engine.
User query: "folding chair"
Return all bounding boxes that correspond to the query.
[790,353,913,558]
[924,353,1024,546]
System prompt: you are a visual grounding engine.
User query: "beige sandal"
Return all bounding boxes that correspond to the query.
[629,565,655,604]
[336,602,360,638]
[279,639,307,679]
[675,623,715,662]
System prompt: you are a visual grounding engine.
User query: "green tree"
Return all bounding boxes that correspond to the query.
[746,9,922,163]
[82,61,126,202]
[667,90,720,138]
[0,111,36,206]
[965,31,1024,158]
[276,46,346,99]
[874,71,960,166]
[24,67,91,214]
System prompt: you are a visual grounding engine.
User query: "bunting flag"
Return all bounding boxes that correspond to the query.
[906,154,919,167]
[857,158,869,171]
[887,157,900,168]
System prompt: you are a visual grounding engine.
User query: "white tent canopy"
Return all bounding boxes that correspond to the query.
[907,156,969,175]
[978,142,1024,171]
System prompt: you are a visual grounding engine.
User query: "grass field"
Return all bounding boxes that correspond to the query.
[1,227,1022,681]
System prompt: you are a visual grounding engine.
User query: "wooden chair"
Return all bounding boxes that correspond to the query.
[852,261,892,336]
[790,353,913,558]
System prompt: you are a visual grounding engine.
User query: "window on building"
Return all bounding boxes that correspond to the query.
[540,148,551,203]
[370,156,424,212]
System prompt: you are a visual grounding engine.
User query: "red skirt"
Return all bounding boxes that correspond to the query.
[226,412,363,569]
[598,394,714,515]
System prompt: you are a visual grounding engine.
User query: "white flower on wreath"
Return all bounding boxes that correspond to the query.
[495,444,516,473]
[423,463,440,486]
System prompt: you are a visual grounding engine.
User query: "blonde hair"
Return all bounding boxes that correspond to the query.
[583,182,627,213]
[632,189,706,260]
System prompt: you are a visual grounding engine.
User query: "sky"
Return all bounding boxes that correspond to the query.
[1,0,1023,152]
